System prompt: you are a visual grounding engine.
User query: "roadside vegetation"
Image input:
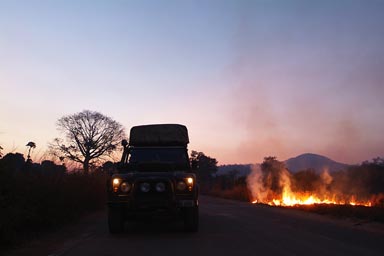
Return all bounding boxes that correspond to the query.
[190,150,251,202]
[0,110,123,250]
[0,153,107,249]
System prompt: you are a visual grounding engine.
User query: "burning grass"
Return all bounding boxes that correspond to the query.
[247,157,384,208]
[208,157,384,223]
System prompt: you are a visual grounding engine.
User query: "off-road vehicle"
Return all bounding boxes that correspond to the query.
[107,124,199,233]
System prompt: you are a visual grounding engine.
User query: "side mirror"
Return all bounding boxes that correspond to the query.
[120,139,129,164]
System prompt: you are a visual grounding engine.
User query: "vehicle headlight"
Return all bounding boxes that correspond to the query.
[186,177,193,185]
[186,177,194,191]
[176,181,187,191]
[120,182,131,193]
[155,182,166,192]
[140,182,151,192]
[112,178,121,192]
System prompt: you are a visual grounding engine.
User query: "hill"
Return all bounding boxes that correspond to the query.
[218,153,350,176]
[284,153,350,173]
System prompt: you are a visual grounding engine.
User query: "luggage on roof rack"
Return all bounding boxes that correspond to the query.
[129,124,189,146]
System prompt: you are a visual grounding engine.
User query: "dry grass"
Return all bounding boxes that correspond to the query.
[208,185,250,202]
[289,204,384,223]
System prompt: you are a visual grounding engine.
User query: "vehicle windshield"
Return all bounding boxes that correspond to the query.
[128,147,189,171]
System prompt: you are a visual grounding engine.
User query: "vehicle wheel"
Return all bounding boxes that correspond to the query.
[108,206,124,234]
[183,206,199,232]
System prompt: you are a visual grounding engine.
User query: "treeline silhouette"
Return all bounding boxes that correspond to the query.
[0,153,107,249]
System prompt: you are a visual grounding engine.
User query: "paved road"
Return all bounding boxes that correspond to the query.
[5,196,384,256]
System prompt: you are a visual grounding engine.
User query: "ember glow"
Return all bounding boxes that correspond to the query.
[246,161,374,207]
[251,191,372,207]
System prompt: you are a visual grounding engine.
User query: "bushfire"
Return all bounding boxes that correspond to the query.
[246,157,380,207]
[250,192,372,207]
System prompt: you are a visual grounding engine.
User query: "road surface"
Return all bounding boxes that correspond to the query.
[5,196,384,256]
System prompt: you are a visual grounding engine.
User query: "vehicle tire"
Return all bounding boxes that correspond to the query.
[108,206,124,234]
[183,206,199,232]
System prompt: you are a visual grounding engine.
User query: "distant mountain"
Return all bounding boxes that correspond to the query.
[284,153,350,173]
[218,153,350,176]
[217,164,253,177]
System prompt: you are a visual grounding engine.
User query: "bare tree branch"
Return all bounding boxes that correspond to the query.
[49,110,126,173]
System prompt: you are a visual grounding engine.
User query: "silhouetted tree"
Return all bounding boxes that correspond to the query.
[292,169,321,192]
[0,153,25,172]
[0,145,3,158]
[346,158,384,196]
[364,157,384,166]
[26,141,36,162]
[50,110,126,174]
[41,160,66,175]
[190,150,218,192]
[260,156,288,193]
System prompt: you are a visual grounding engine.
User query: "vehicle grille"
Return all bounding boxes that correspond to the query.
[133,179,173,208]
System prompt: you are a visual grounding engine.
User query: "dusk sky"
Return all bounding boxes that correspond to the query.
[1,0,383,165]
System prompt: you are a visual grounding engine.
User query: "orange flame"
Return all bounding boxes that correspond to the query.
[247,165,373,207]
[262,192,372,207]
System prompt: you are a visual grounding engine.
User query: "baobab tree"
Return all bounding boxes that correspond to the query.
[50,110,126,173]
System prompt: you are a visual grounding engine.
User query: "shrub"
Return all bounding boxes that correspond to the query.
[0,154,107,249]
[208,184,250,202]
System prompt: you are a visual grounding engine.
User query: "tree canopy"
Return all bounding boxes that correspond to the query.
[51,110,126,173]
[190,150,218,192]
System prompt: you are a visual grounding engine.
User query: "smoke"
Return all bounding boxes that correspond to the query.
[246,165,266,203]
[225,1,384,164]
[320,169,332,185]
[246,160,384,206]
[246,163,292,204]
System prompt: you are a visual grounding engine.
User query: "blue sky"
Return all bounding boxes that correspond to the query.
[1,0,383,164]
